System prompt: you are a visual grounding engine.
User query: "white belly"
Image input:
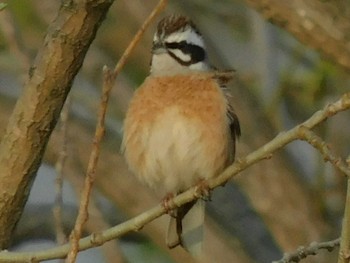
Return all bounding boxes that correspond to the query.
[128,107,223,194]
[122,74,233,196]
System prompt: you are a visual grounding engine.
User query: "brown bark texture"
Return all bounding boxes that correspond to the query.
[0,0,114,249]
[244,0,350,72]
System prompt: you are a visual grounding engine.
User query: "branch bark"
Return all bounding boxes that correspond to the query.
[244,0,350,72]
[0,0,113,249]
[0,91,348,262]
[338,179,350,263]
[273,238,340,263]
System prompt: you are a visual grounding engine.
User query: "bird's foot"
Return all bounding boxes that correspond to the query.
[194,179,212,201]
[161,193,176,217]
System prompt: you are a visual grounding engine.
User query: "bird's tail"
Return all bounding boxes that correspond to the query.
[166,199,205,258]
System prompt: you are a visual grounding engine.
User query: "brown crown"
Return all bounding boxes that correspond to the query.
[155,14,201,39]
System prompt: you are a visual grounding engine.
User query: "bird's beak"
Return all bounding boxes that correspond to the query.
[152,42,167,55]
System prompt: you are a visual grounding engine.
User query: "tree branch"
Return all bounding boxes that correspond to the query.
[65,67,112,263]
[273,238,340,263]
[65,169,126,263]
[244,0,350,72]
[53,95,70,251]
[338,179,350,263]
[0,9,31,71]
[0,92,348,262]
[298,127,350,177]
[0,0,114,249]
[65,1,167,262]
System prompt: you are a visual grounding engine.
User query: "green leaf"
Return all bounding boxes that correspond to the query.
[0,3,7,11]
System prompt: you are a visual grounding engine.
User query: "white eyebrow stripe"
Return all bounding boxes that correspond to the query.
[169,49,192,62]
[165,28,205,48]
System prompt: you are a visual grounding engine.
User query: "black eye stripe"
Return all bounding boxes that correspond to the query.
[165,41,186,50]
[165,41,206,64]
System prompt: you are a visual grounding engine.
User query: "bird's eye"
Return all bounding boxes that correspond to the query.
[165,41,187,50]
[177,41,187,49]
[165,42,178,49]
[165,41,205,64]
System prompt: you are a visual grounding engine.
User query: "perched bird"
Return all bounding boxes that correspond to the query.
[122,14,240,257]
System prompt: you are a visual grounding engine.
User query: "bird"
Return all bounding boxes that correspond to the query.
[121,14,240,257]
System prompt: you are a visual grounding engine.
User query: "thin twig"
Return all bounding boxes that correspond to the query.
[338,180,350,262]
[208,92,350,189]
[0,9,31,71]
[54,96,71,248]
[65,164,126,263]
[338,155,350,262]
[64,69,113,263]
[272,238,340,263]
[64,1,167,262]
[0,92,348,263]
[112,0,168,79]
[298,126,350,177]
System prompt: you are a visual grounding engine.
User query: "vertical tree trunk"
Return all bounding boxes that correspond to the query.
[0,0,114,248]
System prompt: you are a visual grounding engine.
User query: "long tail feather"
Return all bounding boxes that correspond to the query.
[166,200,205,258]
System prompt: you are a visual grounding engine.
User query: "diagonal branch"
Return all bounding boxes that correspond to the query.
[53,96,71,247]
[338,161,350,262]
[298,126,350,177]
[0,0,114,249]
[272,238,340,263]
[65,1,167,262]
[244,0,350,72]
[0,92,348,262]
[338,181,350,263]
[209,92,350,190]
[64,69,112,263]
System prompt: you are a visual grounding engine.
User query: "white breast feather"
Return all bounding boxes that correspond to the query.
[140,107,212,194]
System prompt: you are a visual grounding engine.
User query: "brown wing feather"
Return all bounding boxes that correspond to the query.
[212,69,241,158]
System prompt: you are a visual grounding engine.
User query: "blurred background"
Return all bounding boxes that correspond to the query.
[0,0,349,262]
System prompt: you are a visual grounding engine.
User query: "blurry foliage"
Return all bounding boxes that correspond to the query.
[0,3,7,11]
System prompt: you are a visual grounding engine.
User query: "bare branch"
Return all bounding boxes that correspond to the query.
[298,126,350,177]
[112,0,168,79]
[244,0,350,72]
[0,91,348,262]
[0,0,114,249]
[65,167,126,263]
[272,238,340,263]
[65,1,167,262]
[65,66,111,263]
[338,180,350,263]
[0,9,31,71]
[209,92,350,190]
[53,96,71,247]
